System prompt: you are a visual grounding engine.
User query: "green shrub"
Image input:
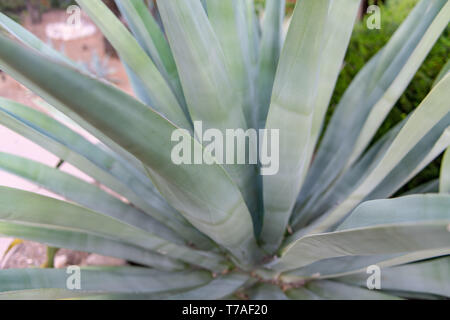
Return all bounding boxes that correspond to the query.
[0,0,26,22]
[0,0,76,18]
[49,0,76,9]
[0,0,26,12]
[329,0,449,192]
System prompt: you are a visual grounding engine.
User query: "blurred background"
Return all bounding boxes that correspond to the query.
[0,0,448,268]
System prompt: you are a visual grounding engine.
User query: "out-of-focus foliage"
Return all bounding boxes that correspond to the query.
[328,0,449,192]
[0,0,75,11]
[0,0,26,22]
[0,0,27,12]
[0,0,75,21]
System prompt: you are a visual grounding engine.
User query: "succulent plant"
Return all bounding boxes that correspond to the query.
[0,0,448,299]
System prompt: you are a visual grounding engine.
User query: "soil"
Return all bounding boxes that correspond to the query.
[0,9,134,269]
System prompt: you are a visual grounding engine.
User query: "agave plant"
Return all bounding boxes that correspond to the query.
[0,0,449,300]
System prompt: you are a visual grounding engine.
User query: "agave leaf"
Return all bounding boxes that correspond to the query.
[0,49,145,173]
[0,222,184,270]
[285,287,321,300]
[403,179,439,195]
[294,51,382,212]
[206,0,263,233]
[256,0,285,127]
[0,12,76,67]
[248,283,289,300]
[0,289,185,300]
[375,290,442,300]
[167,273,249,300]
[0,98,205,245]
[366,125,450,200]
[0,187,156,249]
[274,195,450,271]
[274,221,450,272]
[244,0,261,67]
[261,0,330,251]
[157,0,259,229]
[207,0,259,129]
[338,257,450,298]
[0,36,261,266]
[158,0,247,129]
[114,12,183,114]
[33,98,85,132]
[71,293,177,300]
[157,0,248,132]
[302,0,361,180]
[306,74,450,233]
[0,187,227,271]
[261,0,360,250]
[115,0,184,106]
[440,147,450,193]
[303,280,401,300]
[0,98,154,199]
[282,248,450,281]
[0,152,184,244]
[348,1,450,163]
[0,11,151,171]
[122,62,155,108]
[294,119,449,231]
[297,0,449,211]
[75,0,190,131]
[292,116,406,229]
[296,121,449,229]
[0,289,103,300]
[433,58,450,87]
[337,194,450,230]
[0,267,211,294]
